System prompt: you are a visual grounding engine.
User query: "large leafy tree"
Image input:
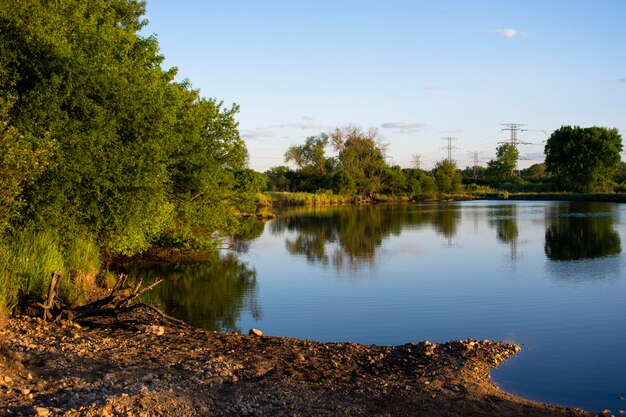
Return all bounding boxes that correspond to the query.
[432,159,462,195]
[486,143,519,182]
[545,126,623,192]
[284,134,329,176]
[0,0,257,254]
[330,126,388,196]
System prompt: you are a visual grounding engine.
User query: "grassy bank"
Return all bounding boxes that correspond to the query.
[479,192,626,203]
[258,190,488,207]
[258,191,361,207]
[0,229,101,314]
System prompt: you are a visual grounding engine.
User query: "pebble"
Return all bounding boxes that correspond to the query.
[20,388,30,395]
[249,328,263,336]
[34,407,50,417]
[145,325,165,336]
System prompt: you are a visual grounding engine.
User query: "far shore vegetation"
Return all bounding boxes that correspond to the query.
[0,1,624,318]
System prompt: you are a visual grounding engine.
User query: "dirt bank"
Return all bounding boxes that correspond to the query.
[0,306,595,417]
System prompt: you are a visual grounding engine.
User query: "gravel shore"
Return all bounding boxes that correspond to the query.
[0,306,596,416]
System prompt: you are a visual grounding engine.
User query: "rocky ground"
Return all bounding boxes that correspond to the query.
[0,306,599,417]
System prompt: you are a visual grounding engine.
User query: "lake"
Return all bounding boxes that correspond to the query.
[123,200,626,413]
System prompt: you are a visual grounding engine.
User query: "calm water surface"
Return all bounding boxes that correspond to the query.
[126,201,626,412]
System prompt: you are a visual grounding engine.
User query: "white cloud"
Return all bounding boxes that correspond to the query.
[241,129,275,140]
[490,28,526,38]
[272,116,332,131]
[380,122,427,134]
[522,152,545,161]
[439,129,463,134]
[617,77,626,84]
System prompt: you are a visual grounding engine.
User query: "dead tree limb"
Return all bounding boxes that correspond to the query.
[108,273,128,297]
[116,278,162,309]
[69,276,182,328]
[35,270,63,321]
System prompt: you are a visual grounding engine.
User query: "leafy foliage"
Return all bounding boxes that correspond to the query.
[432,159,462,195]
[284,135,330,176]
[330,126,388,196]
[486,143,519,182]
[545,126,623,192]
[0,98,52,228]
[0,0,259,256]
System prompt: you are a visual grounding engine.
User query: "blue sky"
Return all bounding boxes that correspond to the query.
[143,0,626,171]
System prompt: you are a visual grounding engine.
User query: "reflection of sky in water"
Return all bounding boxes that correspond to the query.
[136,201,626,413]
[246,201,626,413]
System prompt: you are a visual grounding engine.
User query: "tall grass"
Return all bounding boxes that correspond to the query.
[0,229,102,313]
[259,191,356,207]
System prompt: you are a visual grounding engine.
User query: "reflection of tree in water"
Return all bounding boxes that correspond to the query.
[488,205,520,259]
[488,205,519,244]
[230,217,265,253]
[271,204,461,270]
[431,205,462,240]
[545,202,621,261]
[125,252,260,331]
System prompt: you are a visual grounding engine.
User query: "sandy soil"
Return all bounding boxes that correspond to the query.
[0,306,597,417]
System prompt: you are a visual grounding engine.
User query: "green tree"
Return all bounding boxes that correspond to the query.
[614,161,626,183]
[165,90,258,249]
[544,126,623,192]
[486,143,519,182]
[520,163,548,181]
[432,159,462,195]
[331,168,357,195]
[265,166,292,191]
[384,165,406,196]
[1,0,258,254]
[330,126,389,196]
[284,134,329,175]
[461,165,487,180]
[403,168,437,200]
[2,0,177,254]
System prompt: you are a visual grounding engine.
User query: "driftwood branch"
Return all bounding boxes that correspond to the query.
[35,270,63,321]
[31,271,183,329]
[67,274,185,327]
[108,273,128,297]
[115,278,162,309]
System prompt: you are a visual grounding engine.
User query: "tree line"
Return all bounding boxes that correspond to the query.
[265,126,623,197]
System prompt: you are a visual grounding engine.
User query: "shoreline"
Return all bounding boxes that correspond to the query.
[258,191,626,209]
[0,306,594,417]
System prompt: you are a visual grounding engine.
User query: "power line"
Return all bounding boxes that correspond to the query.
[441,137,458,163]
[499,123,532,147]
[470,151,481,179]
[411,154,422,169]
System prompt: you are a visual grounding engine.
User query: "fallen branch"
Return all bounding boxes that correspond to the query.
[115,278,163,309]
[68,275,185,328]
[34,270,63,321]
